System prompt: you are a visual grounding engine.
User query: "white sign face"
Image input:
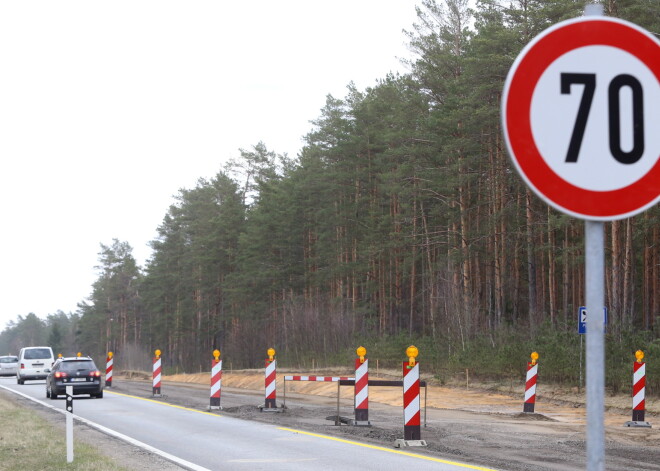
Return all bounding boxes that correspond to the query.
[502,17,660,220]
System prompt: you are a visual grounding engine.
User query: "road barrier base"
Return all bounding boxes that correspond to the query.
[209,406,222,411]
[259,406,281,413]
[394,439,427,448]
[624,421,652,428]
[349,419,372,426]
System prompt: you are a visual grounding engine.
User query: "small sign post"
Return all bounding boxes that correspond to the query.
[66,385,74,463]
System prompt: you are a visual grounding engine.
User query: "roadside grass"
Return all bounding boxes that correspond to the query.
[0,392,129,471]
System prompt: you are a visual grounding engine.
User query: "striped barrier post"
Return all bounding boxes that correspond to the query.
[210,349,222,410]
[153,349,162,397]
[402,346,421,441]
[354,346,370,426]
[105,352,113,388]
[625,350,651,427]
[263,347,277,411]
[524,352,539,413]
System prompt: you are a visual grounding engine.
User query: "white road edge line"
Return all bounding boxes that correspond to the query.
[0,384,211,471]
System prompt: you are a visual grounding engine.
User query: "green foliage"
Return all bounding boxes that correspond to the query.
[2,0,658,378]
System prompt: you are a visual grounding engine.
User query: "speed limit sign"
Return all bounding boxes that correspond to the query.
[502,17,660,220]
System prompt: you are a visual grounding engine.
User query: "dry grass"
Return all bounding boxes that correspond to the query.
[0,392,129,471]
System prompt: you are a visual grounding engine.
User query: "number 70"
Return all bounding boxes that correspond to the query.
[561,73,644,164]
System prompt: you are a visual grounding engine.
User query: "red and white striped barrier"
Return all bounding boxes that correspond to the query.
[153,351,162,397]
[625,350,651,427]
[632,359,645,421]
[284,375,352,382]
[355,358,369,425]
[403,360,421,440]
[524,355,539,413]
[264,355,277,410]
[210,354,222,410]
[105,352,113,388]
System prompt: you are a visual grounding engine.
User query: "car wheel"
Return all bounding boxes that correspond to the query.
[50,390,58,400]
[94,391,104,399]
[16,376,24,385]
[46,387,50,398]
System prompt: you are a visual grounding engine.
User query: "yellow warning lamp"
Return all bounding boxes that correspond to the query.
[530,351,539,366]
[58,353,62,358]
[155,349,161,359]
[267,348,276,361]
[356,346,367,364]
[108,352,113,359]
[213,349,221,361]
[77,352,82,357]
[406,345,419,367]
[635,350,644,363]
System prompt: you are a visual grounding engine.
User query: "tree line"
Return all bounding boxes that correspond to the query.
[2,0,658,385]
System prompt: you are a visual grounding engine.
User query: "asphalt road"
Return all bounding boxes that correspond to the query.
[0,378,499,471]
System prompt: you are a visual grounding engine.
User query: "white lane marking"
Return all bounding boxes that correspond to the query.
[0,384,211,471]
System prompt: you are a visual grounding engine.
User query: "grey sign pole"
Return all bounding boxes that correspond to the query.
[585,221,605,471]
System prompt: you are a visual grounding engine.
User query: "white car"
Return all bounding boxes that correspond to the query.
[17,346,54,384]
[0,355,19,376]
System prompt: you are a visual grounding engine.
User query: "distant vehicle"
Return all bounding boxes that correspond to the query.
[46,356,104,399]
[0,355,19,376]
[17,346,54,384]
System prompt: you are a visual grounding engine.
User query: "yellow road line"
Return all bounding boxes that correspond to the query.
[277,427,499,471]
[106,390,222,418]
[107,391,498,470]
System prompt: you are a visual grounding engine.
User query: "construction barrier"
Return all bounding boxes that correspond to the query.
[210,349,222,410]
[625,350,651,428]
[355,346,369,425]
[524,352,539,413]
[402,347,421,441]
[284,375,352,382]
[153,349,162,397]
[263,348,278,411]
[105,352,113,388]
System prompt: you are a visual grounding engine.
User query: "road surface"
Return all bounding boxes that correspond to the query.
[1,378,498,471]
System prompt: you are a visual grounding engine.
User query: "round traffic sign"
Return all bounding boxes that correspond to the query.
[502,17,660,220]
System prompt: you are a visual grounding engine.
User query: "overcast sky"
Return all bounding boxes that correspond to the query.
[0,1,420,330]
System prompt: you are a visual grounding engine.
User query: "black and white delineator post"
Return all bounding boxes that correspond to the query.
[66,385,74,463]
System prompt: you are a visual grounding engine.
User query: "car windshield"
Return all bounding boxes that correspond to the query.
[0,357,18,363]
[24,349,51,360]
[60,360,96,373]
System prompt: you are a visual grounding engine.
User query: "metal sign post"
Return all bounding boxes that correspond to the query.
[585,221,605,470]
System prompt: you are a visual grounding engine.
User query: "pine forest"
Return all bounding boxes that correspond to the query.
[2,0,659,393]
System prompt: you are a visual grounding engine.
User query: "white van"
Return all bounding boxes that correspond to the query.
[17,346,54,384]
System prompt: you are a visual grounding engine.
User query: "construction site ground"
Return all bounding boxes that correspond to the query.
[89,368,660,471]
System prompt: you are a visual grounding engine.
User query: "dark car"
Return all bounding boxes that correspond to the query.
[46,356,104,399]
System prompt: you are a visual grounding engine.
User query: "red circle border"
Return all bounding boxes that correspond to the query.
[504,18,660,219]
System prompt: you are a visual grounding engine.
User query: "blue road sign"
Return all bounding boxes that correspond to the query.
[578,306,608,334]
